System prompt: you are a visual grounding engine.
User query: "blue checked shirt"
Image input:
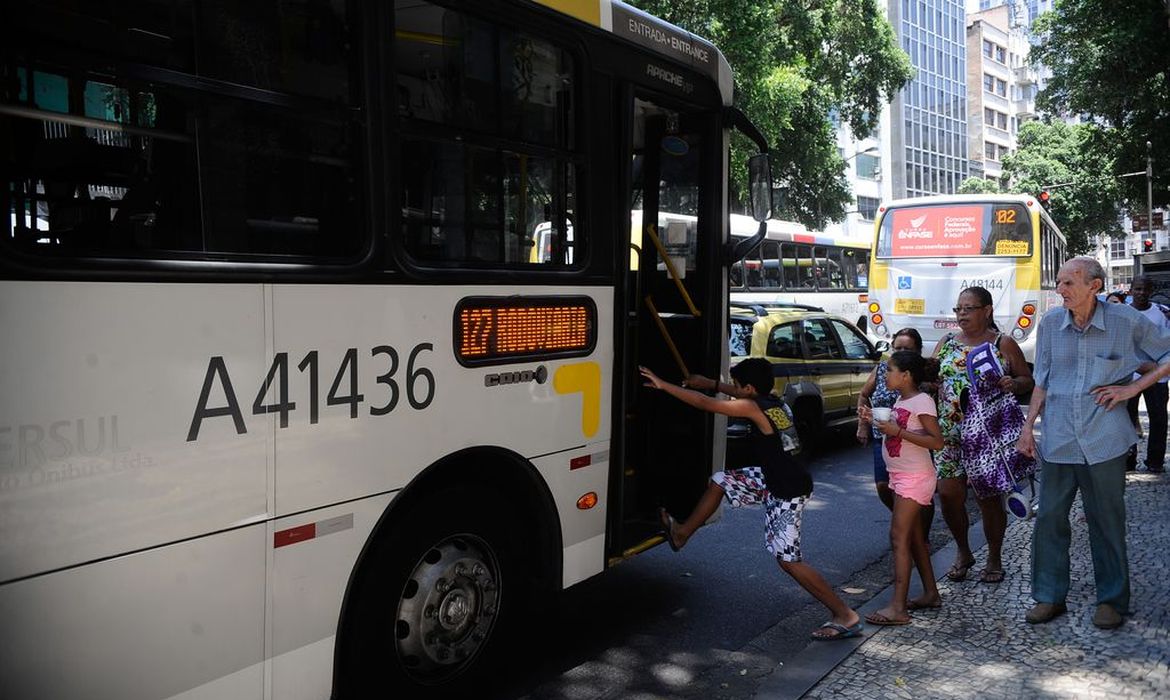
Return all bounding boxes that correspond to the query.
[1034,301,1170,464]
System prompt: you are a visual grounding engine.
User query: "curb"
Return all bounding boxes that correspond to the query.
[753,520,992,699]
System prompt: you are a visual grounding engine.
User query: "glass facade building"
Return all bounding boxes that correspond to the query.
[889,0,969,198]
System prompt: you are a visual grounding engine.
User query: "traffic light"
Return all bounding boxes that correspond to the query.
[1038,191,1051,208]
[1143,239,1155,252]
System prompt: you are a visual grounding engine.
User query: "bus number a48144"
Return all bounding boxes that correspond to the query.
[187,344,435,441]
[959,279,1005,290]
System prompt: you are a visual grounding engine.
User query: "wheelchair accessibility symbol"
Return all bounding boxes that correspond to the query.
[897,276,912,290]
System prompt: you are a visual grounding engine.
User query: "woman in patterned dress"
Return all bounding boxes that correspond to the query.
[932,287,1033,583]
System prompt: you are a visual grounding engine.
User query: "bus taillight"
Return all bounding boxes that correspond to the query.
[1021,303,1037,316]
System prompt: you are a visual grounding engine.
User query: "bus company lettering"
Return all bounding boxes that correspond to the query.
[645,64,691,93]
[627,18,711,64]
[0,415,130,471]
[484,366,548,387]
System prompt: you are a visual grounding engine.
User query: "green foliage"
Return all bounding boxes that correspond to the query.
[1001,121,1123,255]
[629,0,912,229]
[1031,0,1170,207]
[957,177,1002,194]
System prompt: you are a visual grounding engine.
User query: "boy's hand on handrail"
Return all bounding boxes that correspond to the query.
[639,366,669,391]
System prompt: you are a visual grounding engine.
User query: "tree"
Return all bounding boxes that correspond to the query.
[957,177,1002,194]
[1031,0,1170,207]
[629,1,912,229]
[1001,120,1122,255]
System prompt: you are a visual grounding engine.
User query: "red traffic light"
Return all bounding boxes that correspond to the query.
[1038,191,1051,205]
[1144,239,1155,252]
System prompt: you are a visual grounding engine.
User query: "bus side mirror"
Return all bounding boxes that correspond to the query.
[872,340,890,359]
[748,153,772,222]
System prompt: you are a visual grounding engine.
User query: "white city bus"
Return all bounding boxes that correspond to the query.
[0,2,771,698]
[865,194,1067,362]
[728,214,871,325]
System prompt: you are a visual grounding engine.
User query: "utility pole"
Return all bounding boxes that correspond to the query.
[1148,141,1155,248]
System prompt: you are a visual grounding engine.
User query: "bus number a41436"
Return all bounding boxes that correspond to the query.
[187,344,435,441]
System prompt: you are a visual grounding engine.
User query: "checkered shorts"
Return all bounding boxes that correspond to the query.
[711,467,807,562]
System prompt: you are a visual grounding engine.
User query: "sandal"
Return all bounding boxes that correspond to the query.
[978,568,1005,584]
[945,557,977,582]
[865,611,911,626]
[658,508,682,552]
[811,621,863,641]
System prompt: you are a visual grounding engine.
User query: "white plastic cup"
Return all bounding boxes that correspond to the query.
[871,407,893,423]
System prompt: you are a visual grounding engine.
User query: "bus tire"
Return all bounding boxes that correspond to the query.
[342,486,528,698]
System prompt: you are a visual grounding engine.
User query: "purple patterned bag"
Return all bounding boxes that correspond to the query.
[961,347,1036,498]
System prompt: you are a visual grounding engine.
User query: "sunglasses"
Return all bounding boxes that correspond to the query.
[952,304,987,314]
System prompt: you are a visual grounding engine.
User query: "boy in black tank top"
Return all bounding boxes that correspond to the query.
[640,358,862,641]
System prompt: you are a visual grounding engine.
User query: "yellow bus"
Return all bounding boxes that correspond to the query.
[0,1,771,697]
[865,194,1068,362]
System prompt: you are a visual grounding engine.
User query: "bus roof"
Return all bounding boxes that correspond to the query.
[878,193,1043,209]
[531,0,733,104]
[728,213,869,249]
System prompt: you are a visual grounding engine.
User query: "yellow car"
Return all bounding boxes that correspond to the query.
[729,303,889,449]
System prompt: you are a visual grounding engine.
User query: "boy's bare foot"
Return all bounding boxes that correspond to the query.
[865,607,911,626]
[907,595,942,610]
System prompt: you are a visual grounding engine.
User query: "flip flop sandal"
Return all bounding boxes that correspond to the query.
[658,508,681,552]
[978,568,1005,584]
[945,558,976,581]
[865,611,911,626]
[810,621,863,641]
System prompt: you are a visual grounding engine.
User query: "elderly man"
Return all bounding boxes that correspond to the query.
[1017,257,1170,629]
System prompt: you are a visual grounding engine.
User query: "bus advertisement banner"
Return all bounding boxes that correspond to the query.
[890,206,982,257]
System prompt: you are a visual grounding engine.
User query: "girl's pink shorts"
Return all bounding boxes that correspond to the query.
[888,469,936,506]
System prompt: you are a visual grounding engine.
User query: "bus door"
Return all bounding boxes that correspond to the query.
[616,95,722,551]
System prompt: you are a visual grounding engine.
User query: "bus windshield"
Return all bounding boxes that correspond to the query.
[875,202,1032,258]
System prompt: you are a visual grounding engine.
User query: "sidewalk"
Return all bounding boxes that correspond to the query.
[785,470,1169,699]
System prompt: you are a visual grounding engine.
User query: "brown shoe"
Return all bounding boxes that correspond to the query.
[1025,602,1067,624]
[1092,604,1124,630]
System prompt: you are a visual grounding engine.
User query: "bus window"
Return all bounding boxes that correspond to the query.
[814,246,844,290]
[984,204,1031,255]
[842,248,867,289]
[2,1,365,260]
[395,1,579,267]
[793,244,814,288]
[761,241,782,288]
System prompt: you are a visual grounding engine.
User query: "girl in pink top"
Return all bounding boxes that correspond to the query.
[858,350,944,626]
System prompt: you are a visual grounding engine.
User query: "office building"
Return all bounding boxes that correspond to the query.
[966,4,1035,182]
[828,0,970,241]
